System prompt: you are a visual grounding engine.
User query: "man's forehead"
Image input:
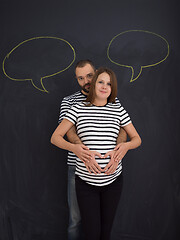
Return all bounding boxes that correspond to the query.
[75,64,95,76]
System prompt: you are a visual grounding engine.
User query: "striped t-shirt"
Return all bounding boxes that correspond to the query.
[59,91,87,165]
[64,102,131,186]
[59,91,120,166]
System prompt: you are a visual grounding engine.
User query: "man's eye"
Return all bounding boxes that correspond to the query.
[78,77,83,80]
[87,74,93,78]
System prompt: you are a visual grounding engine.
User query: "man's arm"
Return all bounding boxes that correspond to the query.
[66,125,81,144]
[116,127,127,144]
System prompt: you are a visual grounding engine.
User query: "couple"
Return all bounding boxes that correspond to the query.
[51,60,141,240]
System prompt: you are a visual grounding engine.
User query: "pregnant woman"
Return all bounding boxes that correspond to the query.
[51,67,141,240]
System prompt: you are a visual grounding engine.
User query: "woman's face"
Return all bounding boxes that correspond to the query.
[95,72,111,101]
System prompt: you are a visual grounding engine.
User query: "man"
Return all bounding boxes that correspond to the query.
[58,60,127,240]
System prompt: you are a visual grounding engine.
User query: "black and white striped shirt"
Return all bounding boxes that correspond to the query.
[59,91,87,165]
[64,102,131,186]
[59,91,120,166]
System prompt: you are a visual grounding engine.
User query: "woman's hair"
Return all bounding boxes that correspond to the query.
[86,67,117,104]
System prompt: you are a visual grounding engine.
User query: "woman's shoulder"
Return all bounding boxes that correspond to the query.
[107,101,122,109]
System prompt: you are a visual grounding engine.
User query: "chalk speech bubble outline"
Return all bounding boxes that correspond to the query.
[2,36,76,93]
[107,30,170,82]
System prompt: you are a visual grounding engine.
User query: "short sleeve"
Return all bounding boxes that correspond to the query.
[58,97,72,123]
[64,104,78,125]
[115,97,120,104]
[119,105,132,127]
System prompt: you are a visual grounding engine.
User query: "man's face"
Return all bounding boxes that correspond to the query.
[75,64,95,95]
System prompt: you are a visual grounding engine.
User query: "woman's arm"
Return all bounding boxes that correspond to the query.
[122,122,142,149]
[51,119,77,153]
[51,119,103,173]
[113,123,141,161]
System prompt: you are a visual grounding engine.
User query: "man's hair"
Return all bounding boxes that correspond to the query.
[75,59,96,71]
[86,67,117,104]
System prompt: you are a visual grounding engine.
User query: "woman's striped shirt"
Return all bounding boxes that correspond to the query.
[64,102,131,186]
[59,91,120,166]
[59,91,87,166]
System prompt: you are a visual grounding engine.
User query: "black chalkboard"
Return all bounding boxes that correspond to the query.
[1,0,180,239]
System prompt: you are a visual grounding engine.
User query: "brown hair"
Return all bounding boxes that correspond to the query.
[86,67,117,104]
[75,59,96,71]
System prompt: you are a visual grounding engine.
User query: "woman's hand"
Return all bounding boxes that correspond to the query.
[103,143,129,174]
[84,151,103,174]
[102,151,119,175]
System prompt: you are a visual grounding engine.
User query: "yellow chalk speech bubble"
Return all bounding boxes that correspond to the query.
[107,30,170,82]
[2,36,76,92]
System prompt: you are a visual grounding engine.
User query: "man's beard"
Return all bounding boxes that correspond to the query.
[81,83,90,93]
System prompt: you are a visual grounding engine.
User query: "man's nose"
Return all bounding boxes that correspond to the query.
[84,77,90,84]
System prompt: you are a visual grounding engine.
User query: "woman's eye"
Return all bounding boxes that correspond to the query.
[107,83,111,86]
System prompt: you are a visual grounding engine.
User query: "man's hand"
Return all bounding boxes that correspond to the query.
[102,151,119,175]
[113,142,129,162]
[72,144,93,163]
[85,151,103,174]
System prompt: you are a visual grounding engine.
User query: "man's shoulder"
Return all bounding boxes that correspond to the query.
[62,91,86,102]
[63,91,81,100]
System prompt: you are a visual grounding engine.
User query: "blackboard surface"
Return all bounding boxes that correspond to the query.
[0,0,180,239]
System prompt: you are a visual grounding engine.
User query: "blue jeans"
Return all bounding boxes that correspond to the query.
[68,165,82,240]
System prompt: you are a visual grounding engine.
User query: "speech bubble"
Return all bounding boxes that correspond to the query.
[107,30,169,82]
[2,36,76,92]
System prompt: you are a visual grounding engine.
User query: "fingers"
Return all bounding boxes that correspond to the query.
[103,161,113,172]
[81,152,92,163]
[92,151,102,159]
[114,144,121,151]
[103,151,111,159]
[114,152,121,162]
[86,165,92,174]
[91,165,101,174]
[85,156,103,174]
[85,163,101,174]
[105,162,118,175]
[114,151,124,162]
[82,145,89,150]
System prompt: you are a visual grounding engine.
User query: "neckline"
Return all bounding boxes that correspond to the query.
[92,102,108,107]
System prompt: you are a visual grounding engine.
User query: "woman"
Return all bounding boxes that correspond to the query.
[51,67,141,240]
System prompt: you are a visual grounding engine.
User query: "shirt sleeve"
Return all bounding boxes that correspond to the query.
[58,97,72,123]
[64,104,78,125]
[115,97,120,104]
[119,104,132,127]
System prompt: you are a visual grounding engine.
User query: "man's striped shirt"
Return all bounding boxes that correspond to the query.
[64,102,131,186]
